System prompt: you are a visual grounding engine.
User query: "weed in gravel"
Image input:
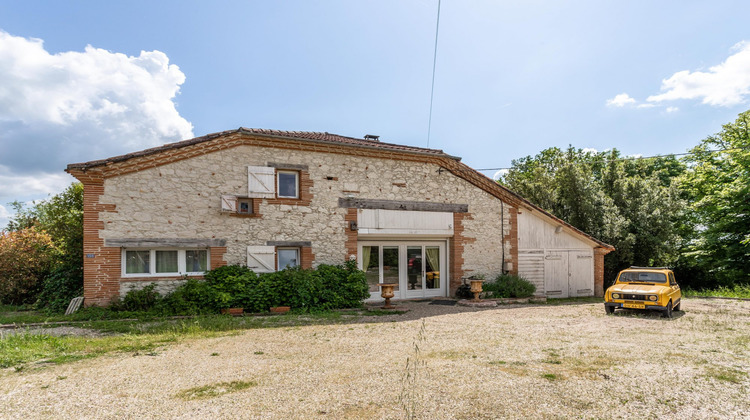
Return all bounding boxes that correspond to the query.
[210,352,219,356]
[56,376,67,380]
[488,360,507,365]
[254,351,264,355]
[175,380,257,400]
[541,373,559,381]
[543,359,562,364]
[399,320,428,420]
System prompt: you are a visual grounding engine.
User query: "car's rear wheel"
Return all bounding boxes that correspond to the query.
[605,305,615,315]
[674,301,681,311]
[664,301,673,318]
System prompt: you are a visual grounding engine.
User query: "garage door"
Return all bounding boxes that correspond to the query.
[543,250,594,298]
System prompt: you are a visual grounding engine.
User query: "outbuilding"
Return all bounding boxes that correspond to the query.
[66,129,614,305]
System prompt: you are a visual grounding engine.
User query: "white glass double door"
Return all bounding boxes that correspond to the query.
[359,241,446,300]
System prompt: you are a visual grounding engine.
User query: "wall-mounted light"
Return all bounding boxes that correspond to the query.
[555,225,563,234]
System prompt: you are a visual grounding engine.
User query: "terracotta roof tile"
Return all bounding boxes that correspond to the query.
[66,128,457,170]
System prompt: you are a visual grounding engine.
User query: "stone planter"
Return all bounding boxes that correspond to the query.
[469,279,485,302]
[270,306,291,313]
[378,283,398,309]
[221,308,244,316]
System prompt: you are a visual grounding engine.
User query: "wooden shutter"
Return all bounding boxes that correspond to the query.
[248,166,275,198]
[220,195,238,212]
[247,246,275,273]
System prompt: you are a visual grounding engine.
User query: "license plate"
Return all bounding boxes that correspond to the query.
[624,302,645,309]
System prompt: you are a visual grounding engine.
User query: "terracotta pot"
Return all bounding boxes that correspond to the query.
[221,308,244,316]
[469,280,484,302]
[270,306,291,313]
[378,283,398,309]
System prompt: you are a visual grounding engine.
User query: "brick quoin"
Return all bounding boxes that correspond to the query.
[344,208,358,260]
[594,248,607,297]
[506,207,519,275]
[449,212,475,295]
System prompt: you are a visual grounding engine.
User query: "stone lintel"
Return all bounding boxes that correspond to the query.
[104,238,227,248]
[338,197,468,213]
[266,241,312,247]
[267,162,309,171]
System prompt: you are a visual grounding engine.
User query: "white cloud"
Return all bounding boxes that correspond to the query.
[492,169,509,181]
[606,93,636,107]
[582,147,598,154]
[666,106,679,113]
[0,30,193,217]
[0,204,10,230]
[647,41,750,106]
[636,103,656,109]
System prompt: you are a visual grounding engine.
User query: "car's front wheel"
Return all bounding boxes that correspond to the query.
[664,301,673,319]
[605,305,615,315]
[674,301,681,311]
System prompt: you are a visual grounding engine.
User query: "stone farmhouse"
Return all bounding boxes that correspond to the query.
[66,129,614,306]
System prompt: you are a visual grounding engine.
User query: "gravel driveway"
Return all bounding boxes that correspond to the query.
[1,298,748,419]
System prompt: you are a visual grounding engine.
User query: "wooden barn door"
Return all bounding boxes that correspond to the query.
[544,251,569,298]
[567,251,594,297]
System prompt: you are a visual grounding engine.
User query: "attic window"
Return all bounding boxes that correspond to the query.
[238,198,253,214]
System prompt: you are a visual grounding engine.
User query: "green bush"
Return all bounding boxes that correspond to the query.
[483,274,536,298]
[115,284,163,312]
[108,261,370,314]
[34,265,83,313]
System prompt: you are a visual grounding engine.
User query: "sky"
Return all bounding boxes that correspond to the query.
[1,0,750,228]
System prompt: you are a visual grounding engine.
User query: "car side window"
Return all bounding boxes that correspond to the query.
[668,273,676,285]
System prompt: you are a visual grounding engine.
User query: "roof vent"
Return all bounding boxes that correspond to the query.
[364,134,380,141]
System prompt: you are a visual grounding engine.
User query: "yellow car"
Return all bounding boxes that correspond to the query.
[604,267,682,318]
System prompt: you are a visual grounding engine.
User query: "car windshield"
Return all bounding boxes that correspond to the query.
[618,272,667,284]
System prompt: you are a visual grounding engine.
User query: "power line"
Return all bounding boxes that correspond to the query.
[426,0,441,148]
[475,147,749,172]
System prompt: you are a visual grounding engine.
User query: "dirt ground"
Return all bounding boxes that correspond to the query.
[1,298,748,419]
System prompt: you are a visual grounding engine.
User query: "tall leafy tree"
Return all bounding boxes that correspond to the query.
[680,110,750,286]
[500,146,686,286]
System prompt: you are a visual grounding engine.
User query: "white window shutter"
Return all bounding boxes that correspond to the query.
[247,246,276,273]
[220,195,238,212]
[248,166,276,198]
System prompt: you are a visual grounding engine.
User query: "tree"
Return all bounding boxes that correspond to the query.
[4,182,84,309]
[680,110,750,286]
[0,228,57,304]
[500,146,687,286]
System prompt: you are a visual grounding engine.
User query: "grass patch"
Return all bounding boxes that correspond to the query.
[541,373,559,381]
[704,366,748,384]
[175,380,257,400]
[683,286,750,299]
[0,309,409,370]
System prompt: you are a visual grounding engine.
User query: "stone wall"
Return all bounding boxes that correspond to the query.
[93,143,512,299]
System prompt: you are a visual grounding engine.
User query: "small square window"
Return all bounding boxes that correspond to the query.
[277,248,299,270]
[277,171,299,199]
[238,198,253,214]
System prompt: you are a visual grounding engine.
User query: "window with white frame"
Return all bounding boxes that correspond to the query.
[277,170,299,198]
[277,247,300,270]
[123,249,209,276]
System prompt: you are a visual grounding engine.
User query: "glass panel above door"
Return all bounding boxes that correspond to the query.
[382,246,399,291]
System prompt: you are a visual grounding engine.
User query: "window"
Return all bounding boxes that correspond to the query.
[277,171,299,198]
[238,198,253,214]
[277,248,299,270]
[122,249,209,277]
